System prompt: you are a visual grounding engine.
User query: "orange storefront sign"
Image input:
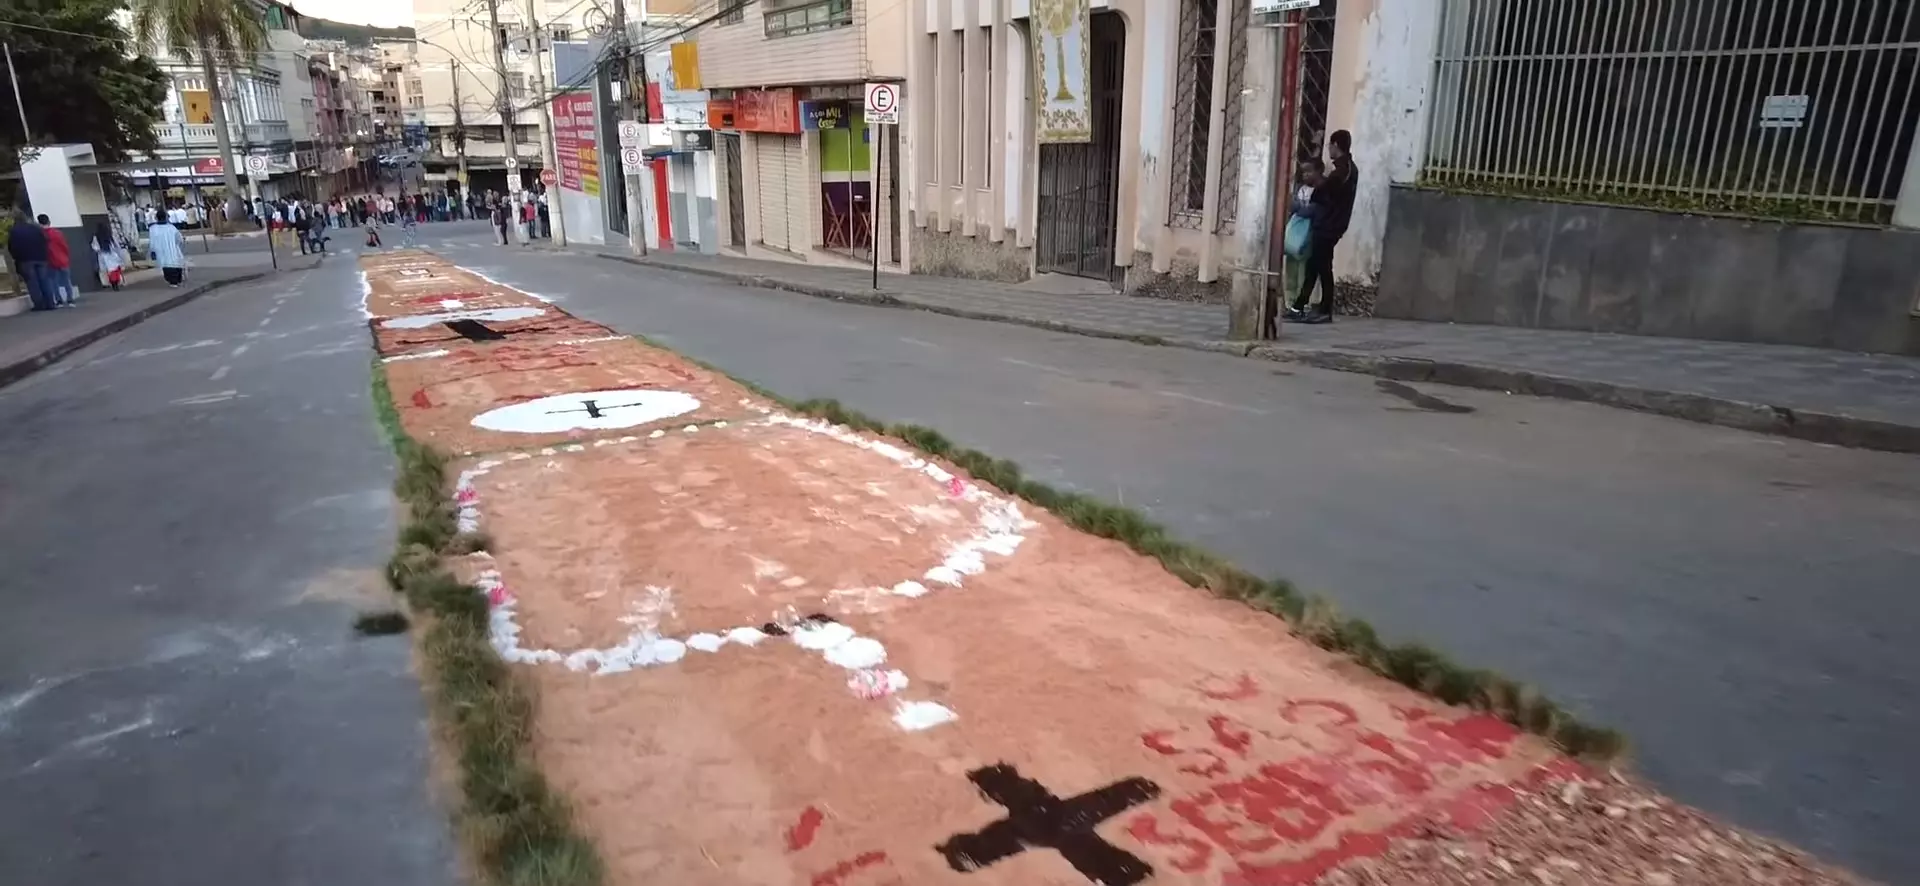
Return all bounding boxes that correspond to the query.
[710,88,800,135]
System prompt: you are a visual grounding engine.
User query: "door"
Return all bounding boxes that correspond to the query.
[720,133,746,247]
[1035,12,1125,283]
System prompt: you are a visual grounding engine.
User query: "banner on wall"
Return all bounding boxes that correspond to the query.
[1030,0,1091,143]
[551,91,601,197]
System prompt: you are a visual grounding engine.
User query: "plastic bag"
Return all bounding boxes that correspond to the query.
[1283,214,1312,259]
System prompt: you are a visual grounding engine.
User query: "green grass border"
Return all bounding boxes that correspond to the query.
[642,336,1629,762]
[370,363,604,886]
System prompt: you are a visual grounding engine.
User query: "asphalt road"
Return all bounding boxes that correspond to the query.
[403,225,1920,882]
[0,259,457,884]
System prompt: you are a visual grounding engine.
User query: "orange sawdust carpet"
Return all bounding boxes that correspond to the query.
[363,252,1580,886]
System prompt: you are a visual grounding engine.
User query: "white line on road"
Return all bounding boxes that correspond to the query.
[209,365,230,382]
[1000,356,1072,375]
[231,343,250,357]
[256,317,271,328]
[899,337,943,349]
[1154,389,1270,415]
[170,390,241,406]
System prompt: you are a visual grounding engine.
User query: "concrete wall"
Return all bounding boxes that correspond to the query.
[1324,0,1441,290]
[1378,187,1920,356]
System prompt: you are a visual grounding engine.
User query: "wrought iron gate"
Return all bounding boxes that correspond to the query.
[720,133,746,248]
[1035,13,1125,283]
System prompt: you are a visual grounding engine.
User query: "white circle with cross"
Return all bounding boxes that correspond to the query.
[471,389,702,434]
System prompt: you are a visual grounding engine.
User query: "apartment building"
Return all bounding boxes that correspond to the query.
[691,0,907,266]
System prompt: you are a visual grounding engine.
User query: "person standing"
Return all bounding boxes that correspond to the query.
[92,221,124,291]
[7,209,54,311]
[148,214,188,287]
[36,214,75,307]
[1284,129,1358,325]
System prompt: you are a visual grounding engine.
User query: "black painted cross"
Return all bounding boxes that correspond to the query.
[936,763,1161,885]
[444,319,505,341]
[547,398,608,419]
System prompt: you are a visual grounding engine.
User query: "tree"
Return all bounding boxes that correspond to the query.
[129,0,264,217]
[0,0,169,195]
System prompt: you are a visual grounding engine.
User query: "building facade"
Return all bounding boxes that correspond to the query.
[690,0,909,267]
[905,0,1258,297]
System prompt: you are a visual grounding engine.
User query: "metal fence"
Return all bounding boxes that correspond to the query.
[1422,0,1920,225]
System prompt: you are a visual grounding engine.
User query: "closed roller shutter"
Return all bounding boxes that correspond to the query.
[754,134,800,251]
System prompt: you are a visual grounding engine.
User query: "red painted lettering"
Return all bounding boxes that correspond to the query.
[1124,811,1216,873]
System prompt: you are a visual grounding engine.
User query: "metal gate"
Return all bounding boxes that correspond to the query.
[1035,12,1125,283]
[720,133,746,247]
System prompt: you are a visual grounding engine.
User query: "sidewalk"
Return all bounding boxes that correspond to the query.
[0,253,322,389]
[562,244,1920,453]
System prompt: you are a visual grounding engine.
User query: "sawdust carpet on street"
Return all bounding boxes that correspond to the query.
[360,252,1867,886]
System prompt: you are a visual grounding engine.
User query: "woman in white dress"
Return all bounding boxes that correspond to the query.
[91,221,124,290]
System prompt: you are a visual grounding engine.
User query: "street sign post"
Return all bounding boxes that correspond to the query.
[618,119,644,148]
[620,145,645,170]
[863,82,900,125]
[244,154,268,182]
[862,84,901,289]
[540,168,557,187]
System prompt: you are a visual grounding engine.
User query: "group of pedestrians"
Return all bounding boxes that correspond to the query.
[7,212,127,310]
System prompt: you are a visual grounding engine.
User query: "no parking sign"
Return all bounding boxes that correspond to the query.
[863,82,900,125]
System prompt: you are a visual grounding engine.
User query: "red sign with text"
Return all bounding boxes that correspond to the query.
[550,92,601,196]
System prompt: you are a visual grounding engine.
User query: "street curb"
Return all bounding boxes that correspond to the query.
[0,263,312,392]
[1247,346,1920,455]
[591,252,1920,455]
[589,252,1175,346]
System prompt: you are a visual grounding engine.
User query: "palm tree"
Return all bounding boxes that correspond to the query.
[130,0,265,221]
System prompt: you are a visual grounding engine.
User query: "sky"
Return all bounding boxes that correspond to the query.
[290,0,414,29]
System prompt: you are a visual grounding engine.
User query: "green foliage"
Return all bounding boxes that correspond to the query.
[0,0,169,179]
[369,362,605,886]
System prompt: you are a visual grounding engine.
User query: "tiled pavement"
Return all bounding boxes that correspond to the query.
[510,241,1920,451]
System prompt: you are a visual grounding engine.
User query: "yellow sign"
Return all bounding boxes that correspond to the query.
[182,89,214,124]
[669,42,701,91]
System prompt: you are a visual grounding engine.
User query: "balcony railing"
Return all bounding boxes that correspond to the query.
[155,121,294,146]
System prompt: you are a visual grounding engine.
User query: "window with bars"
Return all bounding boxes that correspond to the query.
[1166,0,1248,230]
[764,0,852,38]
[721,0,746,24]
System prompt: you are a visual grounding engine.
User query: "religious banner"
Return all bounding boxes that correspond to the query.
[1031,0,1091,143]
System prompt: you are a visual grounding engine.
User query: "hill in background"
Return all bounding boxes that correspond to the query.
[301,15,415,44]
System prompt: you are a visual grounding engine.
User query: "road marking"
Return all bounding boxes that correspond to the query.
[1000,356,1072,375]
[1155,389,1270,415]
[209,365,230,381]
[257,317,271,328]
[170,390,241,406]
[231,343,250,357]
[899,337,942,349]
[123,339,223,359]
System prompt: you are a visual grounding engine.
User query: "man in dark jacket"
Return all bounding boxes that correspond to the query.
[7,209,54,311]
[1286,129,1359,324]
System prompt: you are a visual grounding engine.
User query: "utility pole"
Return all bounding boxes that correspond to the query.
[486,0,521,197]
[451,62,470,195]
[525,0,568,245]
[619,0,650,255]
